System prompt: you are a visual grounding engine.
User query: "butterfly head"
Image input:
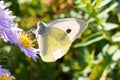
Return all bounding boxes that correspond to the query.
[36,22,48,36]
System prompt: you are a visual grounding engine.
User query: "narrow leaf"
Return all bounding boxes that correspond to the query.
[98,2,118,17]
[98,0,111,8]
[112,32,120,42]
[103,23,119,31]
[74,32,104,48]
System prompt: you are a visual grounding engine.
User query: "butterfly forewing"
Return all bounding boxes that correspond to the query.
[47,18,87,41]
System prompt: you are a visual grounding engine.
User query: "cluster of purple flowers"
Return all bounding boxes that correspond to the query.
[0,1,38,61]
[0,1,38,79]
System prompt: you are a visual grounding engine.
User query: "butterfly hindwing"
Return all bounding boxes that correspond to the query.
[38,26,71,62]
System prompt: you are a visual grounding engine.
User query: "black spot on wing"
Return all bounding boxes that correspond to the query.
[66,29,71,34]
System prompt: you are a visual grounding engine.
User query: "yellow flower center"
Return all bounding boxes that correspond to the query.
[19,32,32,49]
[0,73,14,80]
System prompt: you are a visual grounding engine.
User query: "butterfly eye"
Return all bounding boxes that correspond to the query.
[66,29,71,34]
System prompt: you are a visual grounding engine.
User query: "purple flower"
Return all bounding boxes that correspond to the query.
[1,25,38,61]
[0,1,38,62]
[0,1,15,28]
[16,32,38,61]
[4,24,38,61]
[0,65,15,80]
[0,1,17,43]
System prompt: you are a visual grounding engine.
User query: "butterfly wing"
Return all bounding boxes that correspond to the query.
[37,18,87,62]
[47,18,87,42]
[38,27,72,62]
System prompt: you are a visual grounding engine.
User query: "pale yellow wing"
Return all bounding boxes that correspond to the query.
[38,26,72,62]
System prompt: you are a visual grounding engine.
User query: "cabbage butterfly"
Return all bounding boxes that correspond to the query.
[36,18,87,62]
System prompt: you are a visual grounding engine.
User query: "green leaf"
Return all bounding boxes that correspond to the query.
[117,0,120,22]
[74,32,104,48]
[112,32,120,42]
[112,50,120,61]
[103,23,119,31]
[107,45,118,55]
[98,2,118,17]
[92,0,102,8]
[89,44,118,80]
[98,0,112,8]
[89,59,109,80]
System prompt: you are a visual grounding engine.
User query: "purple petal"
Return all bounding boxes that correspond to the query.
[0,66,10,77]
[2,29,18,44]
[19,46,38,62]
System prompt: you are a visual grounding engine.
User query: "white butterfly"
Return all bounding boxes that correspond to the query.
[35,18,87,62]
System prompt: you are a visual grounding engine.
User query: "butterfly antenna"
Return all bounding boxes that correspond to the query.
[29,28,36,34]
[32,37,37,42]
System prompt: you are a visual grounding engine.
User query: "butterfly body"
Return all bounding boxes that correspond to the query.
[36,18,87,62]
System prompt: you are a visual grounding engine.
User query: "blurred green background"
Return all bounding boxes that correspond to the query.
[1,0,120,80]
